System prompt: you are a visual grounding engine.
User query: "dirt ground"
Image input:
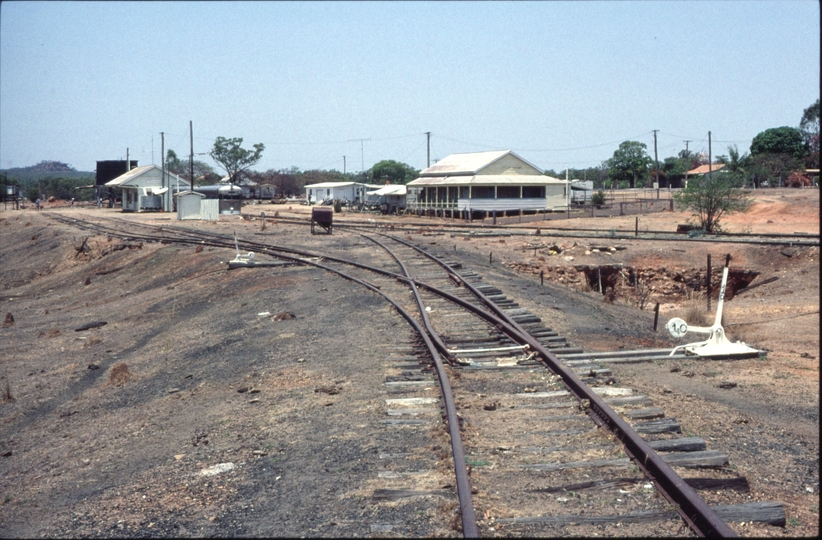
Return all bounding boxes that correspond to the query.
[0,187,818,537]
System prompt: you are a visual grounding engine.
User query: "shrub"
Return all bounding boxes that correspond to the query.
[591,190,606,206]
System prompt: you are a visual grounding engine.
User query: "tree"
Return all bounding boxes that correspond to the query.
[673,171,752,233]
[607,141,653,188]
[750,127,806,160]
[799,99,819,169]
[371,160,419,185]
[209,137,265,186]
[165,149,218,186]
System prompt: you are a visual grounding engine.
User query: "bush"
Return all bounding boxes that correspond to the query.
[591,190,606,206]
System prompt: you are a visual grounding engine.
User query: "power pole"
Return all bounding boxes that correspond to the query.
[683,140,692,188]
[189,121,194,189]
[708,131,712,178]
[653,129,660,190]
[425,131,431,168]
[348,138,370,174]
[343,156,346,175]
[161,132,165,209]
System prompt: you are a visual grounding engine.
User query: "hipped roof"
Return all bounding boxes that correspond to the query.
[408,174,565,187]
[419,150,543,176]
[686,163,727,175]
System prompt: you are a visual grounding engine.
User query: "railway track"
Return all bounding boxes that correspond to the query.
[45,212,786,536]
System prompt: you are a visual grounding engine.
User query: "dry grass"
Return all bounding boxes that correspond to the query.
[108,363,133,386]
[679,289,712,327]
[1,377,14,404]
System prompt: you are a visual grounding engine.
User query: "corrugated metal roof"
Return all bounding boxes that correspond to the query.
[418,149,545,177]
[303,182,363,189]
[686,163,726,175]
[367,185,407,196]
[408,174,565,187]
[104,164,187,187]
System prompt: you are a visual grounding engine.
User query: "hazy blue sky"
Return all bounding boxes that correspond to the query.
[1,1,819,175]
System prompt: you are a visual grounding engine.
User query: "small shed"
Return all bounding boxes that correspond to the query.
[105,165,190,212]
[175,191,206,220]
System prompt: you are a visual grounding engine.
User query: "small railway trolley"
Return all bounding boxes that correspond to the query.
[311,207,333,235]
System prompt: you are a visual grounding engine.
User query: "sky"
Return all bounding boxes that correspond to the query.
[1,1,819,176]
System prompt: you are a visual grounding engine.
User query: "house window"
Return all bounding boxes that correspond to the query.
[522,186,545,198]
[497,186,520,198]
[471,186,494,199]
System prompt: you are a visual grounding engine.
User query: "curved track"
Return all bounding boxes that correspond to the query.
[46,212,743,537]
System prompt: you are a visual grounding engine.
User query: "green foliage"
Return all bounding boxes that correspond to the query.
[371,159,419,185]
[209,137,265,185]
[750,126,806,160]
[607,141,653,188]
[674,171,752,233]
[16,177,96,202]
[165,149,217,185]
[799,99,820,168]
[591,190,606,206]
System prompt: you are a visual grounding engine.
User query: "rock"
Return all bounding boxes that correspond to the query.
[199,463,235,476]
[87,364,100,370]
[2,313,13,328]
[718,381,738,389]
[237,387,248,393]
[780,247,800,258]
[167,388,180,394]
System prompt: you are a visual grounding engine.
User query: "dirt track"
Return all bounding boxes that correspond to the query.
[0,187,818,537]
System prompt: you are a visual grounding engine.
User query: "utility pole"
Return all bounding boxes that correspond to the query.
[161,132,165,209]
[425,131,431,168]
[189,121,194,190]
[708,131,712,178]
[343,156,346,175]
[683,140,692,188]
[652,129,659,191]
[348,138,370,174]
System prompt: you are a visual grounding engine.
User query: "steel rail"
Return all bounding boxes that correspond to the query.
[45,214,479,537]
[254,213,819,246]
[378,231,738,538]
[48,213,736,535]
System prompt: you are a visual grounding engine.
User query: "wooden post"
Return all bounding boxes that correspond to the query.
[635,216,639,236]
[653,303,660,331]
[490,252,493,264]
[707,254,712,312]
[540,270,544,286]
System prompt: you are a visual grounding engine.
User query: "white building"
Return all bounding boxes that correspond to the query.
[406,150,568,216]
[304,182,375,205]
[105,165,190,212]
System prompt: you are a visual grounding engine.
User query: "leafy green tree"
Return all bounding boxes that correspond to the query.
[749,153,801,187]
[371,160,419,185]
[673,171,752,233]
[165,149,218,185]
[750,126,807,160]
[607,141,653,188]
[209,137,265,186]
[799,99,819,168]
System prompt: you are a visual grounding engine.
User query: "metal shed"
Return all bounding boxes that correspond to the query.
[175,191,206,220]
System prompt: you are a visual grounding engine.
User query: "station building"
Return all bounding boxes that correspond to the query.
[406,150,568,217]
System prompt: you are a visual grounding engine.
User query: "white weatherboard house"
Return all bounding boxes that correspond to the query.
[406,150,567,215]
[304,182,374,205]
[105,165,190,212]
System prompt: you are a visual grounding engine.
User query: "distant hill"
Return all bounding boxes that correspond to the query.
[1,161,94,182]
